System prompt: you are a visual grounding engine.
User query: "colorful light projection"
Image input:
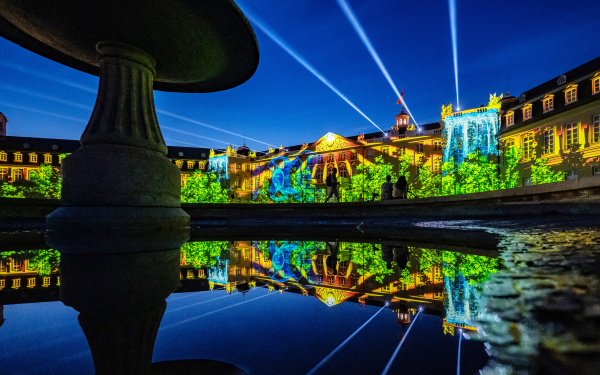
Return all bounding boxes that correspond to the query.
[442,97,501,165]
[207,154,229,182]
[207,257,229,285]
[266,150,319,202]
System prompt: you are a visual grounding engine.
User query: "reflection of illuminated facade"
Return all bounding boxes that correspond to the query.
[0,251,60,305]
[178,241,495,332]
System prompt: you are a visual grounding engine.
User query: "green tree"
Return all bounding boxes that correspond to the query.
[531,157,563,185]
[252,178,273,203]
[499,147,521,189]
[414,163,441,198]
[24,163,61,199]
[347,155,396,201]
[181,170,229,203]
[0,182,25,198]
[181,241,228,269]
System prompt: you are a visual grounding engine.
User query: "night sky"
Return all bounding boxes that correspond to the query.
[0,0,599,152]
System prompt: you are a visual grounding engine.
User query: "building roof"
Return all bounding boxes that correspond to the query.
[498,55,600,135]
[509,56,600,108]
[0,136,210,160]
[0,136,80,153]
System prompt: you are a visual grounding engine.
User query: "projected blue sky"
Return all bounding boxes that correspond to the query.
[1,0,598,152]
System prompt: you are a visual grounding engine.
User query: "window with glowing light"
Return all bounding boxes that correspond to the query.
[14,152,22,162]
[522,105,532,121]
[42,277,50,287]
[592,114,600,144]
[0,279,4,289]
[543,96,554,113]
[186,160,194,169]
[315,166,323,182]
[186,270,194,279]
[327,154,334,163]
[522,133,534,159]
[593,76,600,95]
[13,169,23,182]
[0,151,6,161]
[543,129,554,154]
[565,122,579,149]
[27,277,36,288]
[12,278,21,289]
[506,112,514,126]
[175,160,182,168]
[565,86,577,104]
[244,178,250,190]
[0,168,6,181]
[29,153,37,163]
[44,154,52,164]
[434,157,442,172]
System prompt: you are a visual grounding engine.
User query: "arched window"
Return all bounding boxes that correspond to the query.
[327,153,334,162]
[315,166,323,182]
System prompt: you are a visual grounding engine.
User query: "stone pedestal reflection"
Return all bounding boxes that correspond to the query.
[59,244,181,374]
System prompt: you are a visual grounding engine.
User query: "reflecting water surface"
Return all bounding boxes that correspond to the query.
[2,229,599,374]
[1,239,494,374]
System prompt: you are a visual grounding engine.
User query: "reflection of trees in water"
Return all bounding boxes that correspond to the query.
[0,249,60,276]
[180,241,229,270]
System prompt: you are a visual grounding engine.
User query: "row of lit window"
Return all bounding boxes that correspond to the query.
[506,114,600,159]
[174,160,207,170]
[0,152,56,164]
[0,276,55,289]
[507,75,600,125]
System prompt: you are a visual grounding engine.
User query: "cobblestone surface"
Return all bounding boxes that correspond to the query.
[477,226,600,375]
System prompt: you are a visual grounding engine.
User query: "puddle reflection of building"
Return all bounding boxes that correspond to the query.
[178,240,495,333]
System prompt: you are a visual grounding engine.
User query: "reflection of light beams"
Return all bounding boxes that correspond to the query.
[157,109,275,148]
[306,306,386,375]
[448,0,460,110]
[0,101,87,123]
[0,59,97,93]
[457,329,464,375]
[160,292,275,330]
[0,83,94,110]
[380,309,422,375]
[336,0,419,127]
[242,8,384,133]
[167,293,234,314]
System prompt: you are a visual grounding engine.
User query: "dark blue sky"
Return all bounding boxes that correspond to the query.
[1,0,599,152]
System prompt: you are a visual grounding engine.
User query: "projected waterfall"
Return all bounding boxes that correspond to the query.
[442,94,502,165]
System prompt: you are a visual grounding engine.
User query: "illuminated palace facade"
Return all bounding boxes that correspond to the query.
[0,109,444,202]
[2,56,600,196]
[0,131,211,186]
[496,56,600,184]
[215,109,443,202]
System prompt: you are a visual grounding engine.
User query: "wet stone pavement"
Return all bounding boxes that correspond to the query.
[477,228,600,375]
